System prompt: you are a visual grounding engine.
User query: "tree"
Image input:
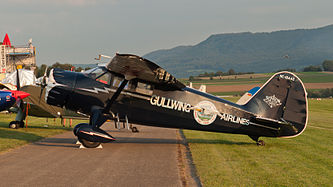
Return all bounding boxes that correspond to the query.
[35,64,48,77]
[303,65,322,72]
[322,60,333,71]
[84,67,92,71]
[51,62,73,70]
[227,69,236,75]
[215,71,223,76]
[75,67,83,72]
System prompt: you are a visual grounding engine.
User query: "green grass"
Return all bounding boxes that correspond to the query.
[298,72,333,83]
[0,113,88,153]
[183,98,333,186]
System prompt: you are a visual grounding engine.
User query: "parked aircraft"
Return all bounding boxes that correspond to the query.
[45,53,308,148]
[3,69,87,129]
[0,90,29,113]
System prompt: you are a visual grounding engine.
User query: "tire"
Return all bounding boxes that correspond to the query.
[9,121,19,129]
[78,137,101,148]
[131,127,139,133]
[256,140,265,146]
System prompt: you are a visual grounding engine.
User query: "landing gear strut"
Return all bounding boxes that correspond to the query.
[249,135,265,146]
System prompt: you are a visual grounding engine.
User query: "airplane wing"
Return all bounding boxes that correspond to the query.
[106,54,185,90]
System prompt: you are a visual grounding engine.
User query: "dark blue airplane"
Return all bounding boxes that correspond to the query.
[0,90,30,112]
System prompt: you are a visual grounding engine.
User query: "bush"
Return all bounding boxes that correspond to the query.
[322,60,333,71]
[307,88,333,98]
[303,65,322,72]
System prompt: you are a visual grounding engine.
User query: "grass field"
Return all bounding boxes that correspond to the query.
[183,98,333,186]
[0,113,88,153]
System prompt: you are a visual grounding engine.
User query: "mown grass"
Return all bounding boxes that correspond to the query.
[0,113,88,153]
[183,98,333,186]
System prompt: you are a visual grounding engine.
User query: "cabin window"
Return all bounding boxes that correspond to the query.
[112,76,124,87]
[136,82,153,95]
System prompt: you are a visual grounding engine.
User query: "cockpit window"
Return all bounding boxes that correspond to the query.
[96,73,111,85]
[85,67,111,85]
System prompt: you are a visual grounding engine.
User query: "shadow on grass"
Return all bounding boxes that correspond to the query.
[22,125,73,131]
[0,128,43,142]
[186,138,253,145]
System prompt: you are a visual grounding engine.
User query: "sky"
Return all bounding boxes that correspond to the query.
[1,0,333,65]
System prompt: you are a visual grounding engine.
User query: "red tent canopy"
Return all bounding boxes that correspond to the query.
[3,33,11,47]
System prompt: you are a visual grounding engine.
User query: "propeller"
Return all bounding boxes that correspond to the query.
[38,66,48,104]
[16,67,20,91]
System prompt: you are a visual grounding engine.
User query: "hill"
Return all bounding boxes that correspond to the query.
[144,25,333,78]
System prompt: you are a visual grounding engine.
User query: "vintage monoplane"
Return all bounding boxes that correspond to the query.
[45,53,308,148]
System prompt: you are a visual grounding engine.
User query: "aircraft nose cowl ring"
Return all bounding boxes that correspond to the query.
[75,124,115,143]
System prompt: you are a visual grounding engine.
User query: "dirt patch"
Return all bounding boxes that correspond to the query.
[303,83,333,89]
[206,83,333,93]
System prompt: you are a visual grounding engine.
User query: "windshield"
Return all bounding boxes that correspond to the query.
[84,67,107,79]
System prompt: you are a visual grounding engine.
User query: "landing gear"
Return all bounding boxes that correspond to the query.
[130,124,139,133]
[257,140,265,146]
[249,135,265,146]
[73,107,116,148]
[8,121,24,129]
[131,126,139,133]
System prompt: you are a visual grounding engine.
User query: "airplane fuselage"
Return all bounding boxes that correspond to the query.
[47,68,277,138]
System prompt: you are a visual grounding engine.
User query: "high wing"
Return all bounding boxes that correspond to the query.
[106,54,185,90]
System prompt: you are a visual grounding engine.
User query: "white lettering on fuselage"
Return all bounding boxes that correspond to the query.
[218,113,249,125]
[279,74,295,81]
[150,95,191,113]
[150,95,250,126]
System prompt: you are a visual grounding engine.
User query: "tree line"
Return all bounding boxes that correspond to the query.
[303,60,333,72]
[34,62,92,77]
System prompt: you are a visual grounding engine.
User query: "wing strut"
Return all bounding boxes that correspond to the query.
[103,79,129,114]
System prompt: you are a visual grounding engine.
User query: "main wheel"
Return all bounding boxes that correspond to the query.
[9,121,20,129]
[78,137,101,148]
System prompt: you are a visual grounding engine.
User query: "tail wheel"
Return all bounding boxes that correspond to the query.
[78,137,101,148]
[256,140,265,146]
[131,126,139,133]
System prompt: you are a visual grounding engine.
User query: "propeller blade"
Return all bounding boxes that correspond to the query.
[16,69,20,90]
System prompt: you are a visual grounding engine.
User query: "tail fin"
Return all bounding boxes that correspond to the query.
[244,72,308,137]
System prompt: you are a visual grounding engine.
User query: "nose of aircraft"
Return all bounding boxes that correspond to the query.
[9,90,30,100]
